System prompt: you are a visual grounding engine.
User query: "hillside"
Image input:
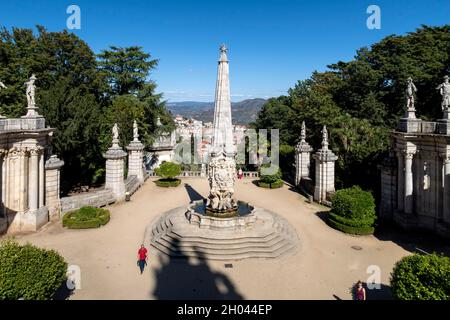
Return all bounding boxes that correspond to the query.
[167,98,266,124]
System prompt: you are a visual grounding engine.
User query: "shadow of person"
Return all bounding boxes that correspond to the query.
[184,183,205,202]
[151,238,243,300]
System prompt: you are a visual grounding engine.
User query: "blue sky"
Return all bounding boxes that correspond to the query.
[0,0,449,102]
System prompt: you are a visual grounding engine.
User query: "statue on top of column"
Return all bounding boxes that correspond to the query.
[112,123,119,141]
[25,74,37,107]
[405,77,417,110]
[321,125,329,149]
[437,75,450,111]
[133,120,139,141]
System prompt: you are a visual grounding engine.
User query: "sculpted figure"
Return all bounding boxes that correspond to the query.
[406,77,417,110]
[25,74,37,107]
[112,123,119,141]
[437,76,450,111]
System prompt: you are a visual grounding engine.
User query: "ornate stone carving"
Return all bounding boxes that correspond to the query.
[207,154,236,211]
[133,120,139,141]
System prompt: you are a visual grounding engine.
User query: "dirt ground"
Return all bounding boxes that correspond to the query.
[8,178,417,300]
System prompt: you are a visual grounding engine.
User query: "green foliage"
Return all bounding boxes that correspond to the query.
[155,162,181,179]
[0,27,174,191]
[328,186,376,235]
[253,25,450,194]
[257,179,283,189]
[259,163,282,184]
[154,178,181,187]
[62,206,110,229]
[0,239,67,300]
[390,253,450,300]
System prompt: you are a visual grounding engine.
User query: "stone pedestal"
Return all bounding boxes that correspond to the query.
[45,155,64,221]
[126,139,145,183]
[295,122,313,186]
[313,127,338,203]
[397,118,422,133]
[104,141,127,202]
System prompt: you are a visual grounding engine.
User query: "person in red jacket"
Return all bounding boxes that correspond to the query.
[137,244,148,274]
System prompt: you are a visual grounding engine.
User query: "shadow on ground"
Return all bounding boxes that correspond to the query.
[151,239,244,299]
[184,183,205,202]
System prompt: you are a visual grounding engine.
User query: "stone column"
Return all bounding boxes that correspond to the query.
[295,121,313,186]
[104,124,127,201]
[442,154,450,224]
[313,126,338,203]
[45,155,64,221]
[404,150,416,215]
[39,152,44,207]
[396,151,404,212]
[28,148,40,212]
[126,122,145,183]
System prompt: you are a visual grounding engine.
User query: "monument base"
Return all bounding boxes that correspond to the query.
[397,118,422,133]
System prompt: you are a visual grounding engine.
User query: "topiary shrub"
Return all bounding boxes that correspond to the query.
[258,164,283,189]
[0,239,67,300]
[154,161,181,187]
[63,206,110,229]
[390,253,450,300]
[155,161,181,179]
[328,186,376,235]
[154,179,181,187]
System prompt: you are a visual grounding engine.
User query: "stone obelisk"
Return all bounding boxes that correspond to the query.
[206,45,237,216]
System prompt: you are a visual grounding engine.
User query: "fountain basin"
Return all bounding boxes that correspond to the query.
[186,200,256,230]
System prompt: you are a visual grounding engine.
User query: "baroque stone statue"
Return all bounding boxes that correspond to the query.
[437,76,450,111]
[406,77,417,110]
[25,74,37,107]
[112,123,119,141]
[133,120,139,141]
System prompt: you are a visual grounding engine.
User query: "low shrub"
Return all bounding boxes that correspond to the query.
[154,178,181,187]
[155,161,181,179]
[328,186,376,235]
[390,253,450,300]
[0,239,67,300]
[63,206,110,229]
[257,180,283,189]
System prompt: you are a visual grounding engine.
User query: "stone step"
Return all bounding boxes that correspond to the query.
[157,232,289,251]
[166,229,279,245]
[151,241,296,260]
[152,235,291,256]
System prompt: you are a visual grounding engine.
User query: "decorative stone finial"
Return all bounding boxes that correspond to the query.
[300,121,306,143]
[133,120,139,141]
[156,116,162,127]
[321,125,329,149]
[219,44,228,62]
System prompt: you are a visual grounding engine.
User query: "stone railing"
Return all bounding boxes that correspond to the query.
[60,189,116,216]
[0,117,47,131]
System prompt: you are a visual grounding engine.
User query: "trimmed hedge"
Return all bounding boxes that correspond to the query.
[259,163,282,184]
[328,186,376,235]
[390,253,450,300]
[154,178,181,187]
[0,239,67,300]
[63,206,110,229]
[257,179,283,189]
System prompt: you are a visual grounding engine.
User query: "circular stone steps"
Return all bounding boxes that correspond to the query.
[147,206,300,261]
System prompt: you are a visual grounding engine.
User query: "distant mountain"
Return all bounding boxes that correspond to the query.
[167,98,267,125]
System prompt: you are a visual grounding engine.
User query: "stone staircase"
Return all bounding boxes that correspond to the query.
[148,207,299,261]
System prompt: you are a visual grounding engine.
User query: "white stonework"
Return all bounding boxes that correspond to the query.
[295,121,313,186]
[45,155,64,221]
[103,124,127,201]
[126,121,145,182]
[206,45,237,212]
[313,126,338,203]
[381,125,450,238]
[147,117,176,170]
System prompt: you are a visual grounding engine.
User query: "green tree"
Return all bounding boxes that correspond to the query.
[155,161,181,180]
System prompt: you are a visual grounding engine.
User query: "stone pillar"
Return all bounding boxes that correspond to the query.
[45,155,64,221]
[126,122,145,183]
[404,150,416,214]
[442,154,450,224]
[295,121,313,186]
[396,151,404,212]
[28,148,40,212]
[104,124,127,201]
[39,152,44,207]
[313,126,338,203]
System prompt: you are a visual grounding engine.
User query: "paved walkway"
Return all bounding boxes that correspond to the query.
[11,178,411,299]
